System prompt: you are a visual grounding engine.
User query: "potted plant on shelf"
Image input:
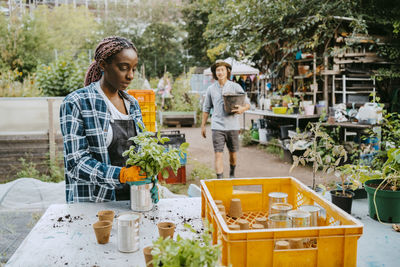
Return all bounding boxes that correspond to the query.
[150,223,221,267]
[364,148,400,223]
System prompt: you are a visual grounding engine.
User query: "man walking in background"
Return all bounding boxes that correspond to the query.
[201,60,250,178]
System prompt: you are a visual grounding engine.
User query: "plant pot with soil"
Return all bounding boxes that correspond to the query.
[358,148,400,223]
[330,190,355,214]
[157,222,176,239]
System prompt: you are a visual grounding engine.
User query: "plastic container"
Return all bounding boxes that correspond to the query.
[223,94,246,114]
[272,107,288,114]
[201,177,363,267]
[127,89,157,132]
[304,105,315,115]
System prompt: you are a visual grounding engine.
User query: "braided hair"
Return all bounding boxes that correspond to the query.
[84,36,138,86]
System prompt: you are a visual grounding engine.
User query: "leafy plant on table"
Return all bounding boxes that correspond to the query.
[123,131,189,179]
[289,122,347,190]
[151,222,221,267]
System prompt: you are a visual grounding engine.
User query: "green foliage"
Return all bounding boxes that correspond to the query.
[189,159,216,180]
[36,53,87,96]
[0,70,42,97]
[151,222,221,267]
[169,69,201,113]
[181,0,211,66]
[290,123,347,190]
[138,22,185,78]
[123,131,189,179]
[0,5,98,78]
[240,129,253,147]
[15,154,64,183]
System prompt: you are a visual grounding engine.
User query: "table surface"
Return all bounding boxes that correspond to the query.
[6,196,400,267]
[6,198,202,267]
[320,122,377,129]
[246,109,320,119]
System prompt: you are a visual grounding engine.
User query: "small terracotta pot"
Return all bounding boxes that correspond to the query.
[93,221,112,244]
[275,240,290,249]
[143,246,153,267]
[214,200,223,205]
[229,198,243,219]
[228,224,240,230]
[237,219,249,230]
[157,222,176,239]
[217,205,226,213]
[97,210,115,222]
[289,238,304,249]
[252,223,264,229]
[255,217,268,228]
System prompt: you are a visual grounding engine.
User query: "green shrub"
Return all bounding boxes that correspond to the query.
[240,129,253,147]
[36,53,87,96]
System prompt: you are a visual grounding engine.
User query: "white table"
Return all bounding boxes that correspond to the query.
[244,109,320,128]
[6,198,202,267]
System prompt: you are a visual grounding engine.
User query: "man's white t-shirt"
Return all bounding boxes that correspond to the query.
[95,81,130,147]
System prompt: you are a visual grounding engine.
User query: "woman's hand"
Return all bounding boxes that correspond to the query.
[119,166,147,183]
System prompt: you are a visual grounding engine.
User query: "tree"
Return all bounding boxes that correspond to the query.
[139,22,184,78]
[181,0,211,67]
[0,5,99,77]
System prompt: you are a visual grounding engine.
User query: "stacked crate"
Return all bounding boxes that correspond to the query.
[157,130,187,184]
[127,89,156,132]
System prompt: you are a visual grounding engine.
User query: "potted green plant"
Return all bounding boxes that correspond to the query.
[290,123,347,191]
[330,165,356,214]
[364,148,400,223]
[150,223,221,267]
[123,130,189,210]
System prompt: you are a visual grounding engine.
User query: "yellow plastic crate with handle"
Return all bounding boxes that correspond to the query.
[201,177,363,267]
[127,89,156,132]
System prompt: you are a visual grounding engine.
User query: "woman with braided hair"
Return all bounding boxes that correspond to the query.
[60,36,158,203]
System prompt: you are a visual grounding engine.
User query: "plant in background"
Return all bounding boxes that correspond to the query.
[240,129,253,147]
[123,131,189,179]
[151,222,221,267]
[189,159,216,180]
[0,70,42,97]
[290,123,347,190]
[36,53,87,96]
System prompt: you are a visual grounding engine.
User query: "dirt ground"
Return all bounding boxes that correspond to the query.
[166,124,336,193]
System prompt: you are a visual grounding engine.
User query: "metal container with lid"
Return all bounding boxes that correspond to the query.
[130,183,153,212]
[288,210,311,228]
[270,203,293,215]
[268,192,288,214]
[267,214,291,229]
[298,205,321,226]
[117,212,141,253]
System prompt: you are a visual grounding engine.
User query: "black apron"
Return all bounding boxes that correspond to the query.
[108,119,137,201]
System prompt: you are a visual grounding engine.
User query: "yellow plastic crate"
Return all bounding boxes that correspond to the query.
[127,89,156,103]
[142,111,156,123]
[144,122,156,132]
[201,177,363,267]
[140,103,156,113]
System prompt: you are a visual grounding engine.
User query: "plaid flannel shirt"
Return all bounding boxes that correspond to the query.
[60,82,144,203]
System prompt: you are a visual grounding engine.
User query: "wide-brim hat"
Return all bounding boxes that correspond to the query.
[211,59,232,75]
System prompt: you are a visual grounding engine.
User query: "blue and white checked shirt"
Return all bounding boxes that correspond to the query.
[60,82,144,203]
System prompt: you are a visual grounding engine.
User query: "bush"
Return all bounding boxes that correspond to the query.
[0,69,42,97]
[36,53,87,96]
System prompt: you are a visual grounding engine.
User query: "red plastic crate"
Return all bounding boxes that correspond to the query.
[158,166,186,184]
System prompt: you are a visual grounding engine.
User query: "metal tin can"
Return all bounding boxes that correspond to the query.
[298,205,321,226]
[267,214,292,228]
[288,210,311,228]
[117,212,140,253]
[130,184,153,212]
[268,192,288,214]
[270,203,293,215]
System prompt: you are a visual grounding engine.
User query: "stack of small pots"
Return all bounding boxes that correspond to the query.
[143,221,176,267]
[93,210,115,244]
